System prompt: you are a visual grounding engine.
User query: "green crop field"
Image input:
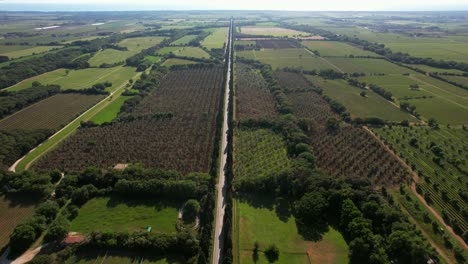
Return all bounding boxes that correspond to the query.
[302,41,378,57]
[373,126,468,235]
[237,48,332,71]
[161,58,197,67]
[170,34,198,45]
[358,73,468,124]
[144,55,162,63]
[6,66,136,92]
[307,75,418,122]
[440,75,468,87]
[70,196,179,234]
[239,26,310,37]
[321,26,468,63]
[156,46,210,58]
[0,45,62,59]
[200,27,228,50]
[324,58,412,74]
[406,64,467,75]
[89,37,164,66]
[235,194,349,264]
[89,95,131,124]
[0,194,37,249]
[0,93,103,130]
[234,128,291,182]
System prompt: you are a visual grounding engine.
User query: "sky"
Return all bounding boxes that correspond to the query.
[0,0,468,11]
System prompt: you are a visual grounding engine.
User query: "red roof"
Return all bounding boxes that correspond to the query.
[62,235,85,244]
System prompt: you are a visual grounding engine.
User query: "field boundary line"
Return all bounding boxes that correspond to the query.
[408,75,468,109]
[363,126,468,250]
[2,69,63,91]
[397,196,453,264]
[303,47,344,73]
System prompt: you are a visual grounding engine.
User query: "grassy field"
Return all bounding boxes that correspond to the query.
[358,73,468,124]
[144,55,162,63]
[302,41,378,57]
[0,93,103,130]
[324,58,412,74]
[6,66,137,92]
[200,27,228,50]
[322,26,468,63]
[235,194,348,264]
[240,26,310,37]
[89,37,165,66]
[170,34,198,45]
[89,95,131,124]
[237,48,332,71]
[0,45,62,59]
[156,46,210,58]
[70,196,179,234]
[440,75,468,87]
[373,126,468,235]
[161,58,197,67]
[407,64,467,75]
[307,75,418,122]
[234,128,291,181]
[0,194,37,249]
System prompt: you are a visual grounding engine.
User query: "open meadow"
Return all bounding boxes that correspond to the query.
[234,195,349,264]
[70,196,179,234]
[5,66,137,92]
[89,37,165,66]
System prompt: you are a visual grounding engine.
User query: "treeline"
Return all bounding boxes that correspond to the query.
[0,169,60,197]
[430,73,468,91]
[347,79,394,101]
[63,81,112,95]
[281,22,468,72]
[54,166,211,206]
[222,22,235,264]
[0,129,53,169]
[0,49,84,89]
[235,149,440,263]
[0,85,60,118]
[86,231,199,258]
[1,169,63,257]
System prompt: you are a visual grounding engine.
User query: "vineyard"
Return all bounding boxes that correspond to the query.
[233,128,291,182]
[35,67,223,173]
[0,93,103,130]
[255,39,301,49]
[274,71,411,185]
[274,71,315,93]
[373,126,468,235]
[0,194,36,249]
[235,63,278,120]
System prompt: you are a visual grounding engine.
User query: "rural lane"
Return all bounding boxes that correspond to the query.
[212,19,232,264]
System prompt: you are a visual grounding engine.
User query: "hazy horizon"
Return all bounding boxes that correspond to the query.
[0,0,468,12]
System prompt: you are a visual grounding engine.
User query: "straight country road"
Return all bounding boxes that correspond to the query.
[212,18,233,264]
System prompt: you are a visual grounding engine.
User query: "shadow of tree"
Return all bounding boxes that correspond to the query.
[295,218,329,242]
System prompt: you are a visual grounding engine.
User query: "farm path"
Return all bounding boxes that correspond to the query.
[398,201,454,264]
[304,48,344,73]
[212,18,233,264]
[408,75,468,109]
[8,69,144,172]
[363,126,467,250]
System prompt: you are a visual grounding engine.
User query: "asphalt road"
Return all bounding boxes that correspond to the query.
[212,18,233,264]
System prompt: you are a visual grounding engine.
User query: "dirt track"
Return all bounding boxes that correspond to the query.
[364,126,467,251]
